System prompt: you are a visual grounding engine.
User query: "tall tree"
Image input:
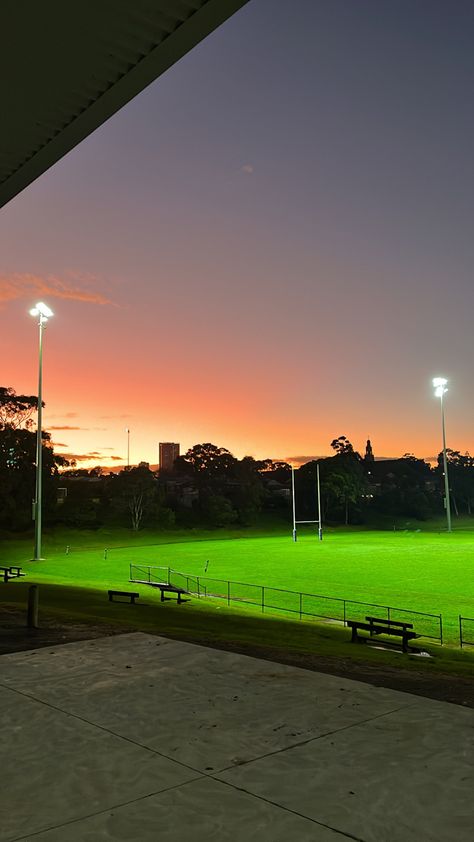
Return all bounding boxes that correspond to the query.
[0,386,42,430]
[330,435,358,457]
[0,385,67,529]
[177,443,237,478]
[437,450,474,516]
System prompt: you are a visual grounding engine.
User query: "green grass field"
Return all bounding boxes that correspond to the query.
[3,526,474,645]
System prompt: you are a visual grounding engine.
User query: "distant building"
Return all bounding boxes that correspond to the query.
[364,439,375,462]
[159,442,180,474]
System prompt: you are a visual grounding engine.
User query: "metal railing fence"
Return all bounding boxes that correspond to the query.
[129,564,443,645]
[459,616,474,648]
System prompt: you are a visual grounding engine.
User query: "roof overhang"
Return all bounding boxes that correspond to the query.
[0,0,248,209]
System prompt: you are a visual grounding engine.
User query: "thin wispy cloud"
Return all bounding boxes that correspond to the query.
[48,425,106,431]
[240,163,254,174]
[57,451,123,462]
[284,455,326,466]
[0,271,113,308]
[58,451,103,462]
[49,425,82,431]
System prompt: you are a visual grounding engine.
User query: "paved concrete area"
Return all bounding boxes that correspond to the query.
[0,632,472,841]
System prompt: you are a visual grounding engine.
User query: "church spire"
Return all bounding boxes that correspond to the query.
[365,439,374,462]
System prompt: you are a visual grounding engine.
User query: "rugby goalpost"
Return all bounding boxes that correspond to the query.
[291,463,322,542]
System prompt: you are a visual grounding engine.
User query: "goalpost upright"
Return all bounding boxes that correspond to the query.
[291,463,323,542]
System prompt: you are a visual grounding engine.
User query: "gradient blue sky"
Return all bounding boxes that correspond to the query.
[1,0,473,467]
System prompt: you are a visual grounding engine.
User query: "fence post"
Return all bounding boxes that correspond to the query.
[439,614,443,646]
[343,600,346,625]
[459,615,463,649]
[227,580,230,606]
[299,592,302,620]
[387,606,391,622]
[262,586,265,613]
[197,576,200,598]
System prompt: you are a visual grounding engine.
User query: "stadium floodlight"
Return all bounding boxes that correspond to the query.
[30,302,54,560]
[29,302,54,320]
[432,377,452,533]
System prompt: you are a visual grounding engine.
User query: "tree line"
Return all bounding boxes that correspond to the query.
[2,386,474,532]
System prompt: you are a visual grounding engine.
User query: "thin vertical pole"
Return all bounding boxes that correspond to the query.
[33,317,44,561]
[440,393,452,532]
[317,462,322,541]
[291,466,297,541]
[459,615,463,648]
[27,585,39,628]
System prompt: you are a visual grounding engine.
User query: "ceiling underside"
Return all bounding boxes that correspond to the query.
[0,0,248,209]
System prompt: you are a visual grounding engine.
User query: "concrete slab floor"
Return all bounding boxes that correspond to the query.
[0,632,472,841]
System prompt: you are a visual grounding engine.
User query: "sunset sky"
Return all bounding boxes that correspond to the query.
[1,0,474,469]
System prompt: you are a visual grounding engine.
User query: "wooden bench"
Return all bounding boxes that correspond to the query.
[108,589,140,604]
[154,583,188,604]
[347,616,419,653]
[0,565,26,583]
[129,579,190,604]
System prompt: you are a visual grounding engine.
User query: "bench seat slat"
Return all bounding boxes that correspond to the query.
[366,616,413,629]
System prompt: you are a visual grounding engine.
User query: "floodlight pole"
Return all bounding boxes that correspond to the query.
[317,462,322,541]
[33,313,46,561]
[439,390,452,533]
[126,428,130,468]
[291,466,297,541]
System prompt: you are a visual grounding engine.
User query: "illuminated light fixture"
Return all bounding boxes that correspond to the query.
[432,376,452,533]
[29,301,54,320]
[30,302,54,560]
[433,376,448,398]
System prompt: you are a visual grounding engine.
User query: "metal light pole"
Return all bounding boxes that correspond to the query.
[125,427,130,468]
[29,302,54,560]
[433,377,452,533]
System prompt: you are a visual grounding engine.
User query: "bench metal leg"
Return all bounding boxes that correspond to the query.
[161,591,165,601]
[351,626,358,643]
[177,593,182,604]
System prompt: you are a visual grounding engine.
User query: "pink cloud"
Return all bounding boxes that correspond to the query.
[0,272,113,308]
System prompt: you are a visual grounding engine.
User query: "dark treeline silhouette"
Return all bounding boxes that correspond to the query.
[2,386,474,531]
